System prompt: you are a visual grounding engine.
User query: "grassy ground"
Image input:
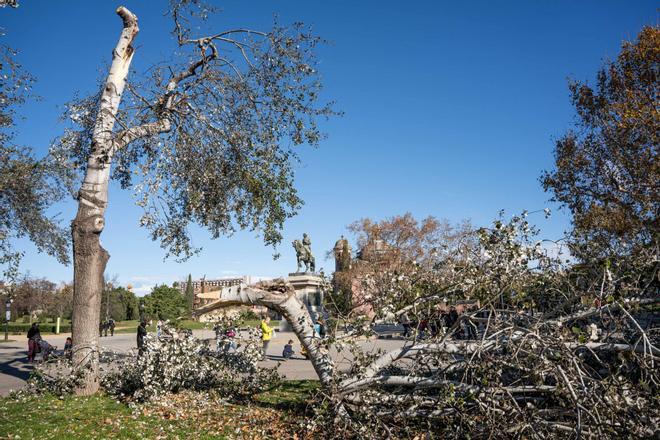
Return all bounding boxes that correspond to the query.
[0,380,319,439]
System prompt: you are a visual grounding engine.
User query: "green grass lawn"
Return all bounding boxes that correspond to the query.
[113,319,210,334]
[0,380,319,439]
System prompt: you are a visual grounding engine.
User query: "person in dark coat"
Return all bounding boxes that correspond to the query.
[447,307,460,339]
[27,322,41,362]
[282,339,295,359]
[137,320,147,354]
[64,337,73,360]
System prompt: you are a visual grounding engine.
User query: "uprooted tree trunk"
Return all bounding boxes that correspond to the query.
[194,279,334,387]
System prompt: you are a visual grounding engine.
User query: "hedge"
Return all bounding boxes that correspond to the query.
[3,323,72,334]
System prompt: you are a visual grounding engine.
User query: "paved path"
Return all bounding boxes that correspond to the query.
[0,330,404,396]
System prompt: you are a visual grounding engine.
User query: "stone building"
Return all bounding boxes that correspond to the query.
[179,276,247,296]
[180,275,270,319]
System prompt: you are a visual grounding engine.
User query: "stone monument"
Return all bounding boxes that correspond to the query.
[280,233,326,331]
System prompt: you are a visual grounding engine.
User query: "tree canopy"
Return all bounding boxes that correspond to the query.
[52,1,338,260]
[542,26,659,262]
[0,36,69,280]
[142,284,188,321]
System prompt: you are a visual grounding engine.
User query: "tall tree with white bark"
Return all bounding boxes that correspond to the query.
[52,2,336,394]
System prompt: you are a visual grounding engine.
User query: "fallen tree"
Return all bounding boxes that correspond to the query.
[196,212,658,439]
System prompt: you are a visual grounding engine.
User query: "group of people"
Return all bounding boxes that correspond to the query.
[99,318,116,337]
[214,323,238,353]
[260,315,326,360]
[26,322,71,363]
[399,306,480,340]
[131,315,327,361]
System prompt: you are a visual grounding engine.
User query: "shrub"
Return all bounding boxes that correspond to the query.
[4,323,71,334]
[239,309,260,321]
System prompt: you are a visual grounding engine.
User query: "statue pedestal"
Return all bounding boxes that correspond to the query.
[279,273,325,332]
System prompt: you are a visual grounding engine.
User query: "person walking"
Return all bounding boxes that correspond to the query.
[137,320,147,355]
[399,312,412,338]
[108,318,116,337]
[27,322,41,362]
[260,316,273,360]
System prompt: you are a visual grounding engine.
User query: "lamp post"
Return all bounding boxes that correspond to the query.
[4,297,11,341]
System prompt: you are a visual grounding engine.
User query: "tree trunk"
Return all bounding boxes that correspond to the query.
[71,7,138,395]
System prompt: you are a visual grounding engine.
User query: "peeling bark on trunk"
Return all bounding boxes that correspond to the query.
[194,280,335,387]
[71,6,138,395]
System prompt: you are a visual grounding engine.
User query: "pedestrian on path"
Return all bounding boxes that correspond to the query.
[137,320,147,355]
[399,312,412,338]
[260,316,273,360]
[27,322,41,363]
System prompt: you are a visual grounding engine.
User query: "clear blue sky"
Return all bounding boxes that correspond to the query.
[3,1,657,295]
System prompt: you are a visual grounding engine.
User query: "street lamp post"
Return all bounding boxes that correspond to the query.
[4,297,11,341]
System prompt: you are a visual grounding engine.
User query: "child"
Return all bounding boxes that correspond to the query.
[64,337,73,360]
[282,339,295,359]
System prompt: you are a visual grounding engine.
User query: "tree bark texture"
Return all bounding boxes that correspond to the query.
[71,6,138,395]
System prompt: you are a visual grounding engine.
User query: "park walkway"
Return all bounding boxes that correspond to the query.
[0,329,403,396]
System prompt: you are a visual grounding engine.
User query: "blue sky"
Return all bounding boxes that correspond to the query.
[3,1,657,295]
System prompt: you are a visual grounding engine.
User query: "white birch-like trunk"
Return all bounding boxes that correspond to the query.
[71,6,138,395]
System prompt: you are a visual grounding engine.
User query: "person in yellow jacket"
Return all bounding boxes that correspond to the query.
[260,316,273,360]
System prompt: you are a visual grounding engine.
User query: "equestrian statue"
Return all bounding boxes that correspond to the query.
[292,232,315,273]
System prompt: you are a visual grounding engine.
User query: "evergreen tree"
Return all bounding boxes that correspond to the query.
[143,284,188,321]
[184,274,195,313]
